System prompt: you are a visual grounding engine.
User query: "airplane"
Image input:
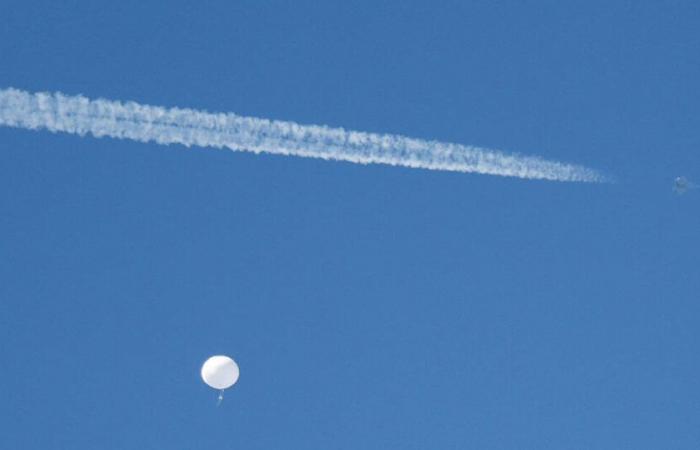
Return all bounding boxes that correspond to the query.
[673,176,695,194]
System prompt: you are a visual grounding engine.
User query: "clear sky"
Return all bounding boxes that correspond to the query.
[1,1,699,448]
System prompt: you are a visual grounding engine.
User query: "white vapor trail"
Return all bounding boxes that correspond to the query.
[0,88,607,182]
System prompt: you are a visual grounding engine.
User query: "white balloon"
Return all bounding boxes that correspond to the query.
[201,355,239,390]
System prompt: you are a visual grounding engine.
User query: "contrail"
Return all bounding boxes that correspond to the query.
[0,87,607,182]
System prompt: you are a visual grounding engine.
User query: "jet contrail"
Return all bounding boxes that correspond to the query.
[0,87,607,182]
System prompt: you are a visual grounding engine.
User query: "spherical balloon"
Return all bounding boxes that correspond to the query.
[201,355,239,390]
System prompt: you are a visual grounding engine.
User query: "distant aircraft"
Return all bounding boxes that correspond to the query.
[673,176,696,194]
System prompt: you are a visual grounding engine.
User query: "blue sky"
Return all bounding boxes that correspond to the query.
[1,1,699,448]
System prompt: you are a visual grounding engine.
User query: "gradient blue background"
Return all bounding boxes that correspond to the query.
[1,1,699,448]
